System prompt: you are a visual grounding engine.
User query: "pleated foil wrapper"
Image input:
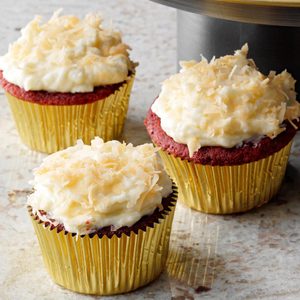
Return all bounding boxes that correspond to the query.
[158,141,293,214]
[28,188,177,295]
[5,74,135,153]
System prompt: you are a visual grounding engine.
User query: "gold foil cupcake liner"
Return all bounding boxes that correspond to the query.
[6,74,135,153]
[28,188,177,295]
[158,141,292,214]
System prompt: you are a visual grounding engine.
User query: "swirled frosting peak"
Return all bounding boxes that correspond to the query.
[0,11,131,92]
[27,138,172,235]
[152,44,300,157]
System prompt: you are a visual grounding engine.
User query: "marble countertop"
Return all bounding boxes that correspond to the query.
[1,1,300,299]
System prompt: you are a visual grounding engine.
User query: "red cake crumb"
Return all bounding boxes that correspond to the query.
[0,70,128,105]
[144,108,298,166]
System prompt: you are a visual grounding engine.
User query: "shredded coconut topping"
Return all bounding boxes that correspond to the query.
[152,44,300,157]
[0,11,131,92]
[27,138,172,235]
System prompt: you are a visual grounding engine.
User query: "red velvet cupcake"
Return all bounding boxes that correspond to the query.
[145,45,300,214]
[27,138,177,295]
[0,11,136,153]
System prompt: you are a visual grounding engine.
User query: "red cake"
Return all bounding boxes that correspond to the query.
[0,70,130,105]
[145,107,299,166]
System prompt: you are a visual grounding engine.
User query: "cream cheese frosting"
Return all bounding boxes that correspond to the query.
[0,10,131,93]
[151,44,300,157]
[27,137,172,235]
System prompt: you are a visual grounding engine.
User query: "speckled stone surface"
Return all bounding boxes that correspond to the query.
[1,1,300,299]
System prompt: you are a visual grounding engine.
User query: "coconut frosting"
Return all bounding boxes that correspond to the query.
[0,11,131,93]
[151,44,300,157]
[27,138,172,235]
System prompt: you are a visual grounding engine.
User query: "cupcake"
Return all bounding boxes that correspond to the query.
[27,137,177,295]
[0,11,136,153]
[145,44,300,214]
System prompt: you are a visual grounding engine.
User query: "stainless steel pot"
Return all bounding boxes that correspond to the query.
[152,0,300,93]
